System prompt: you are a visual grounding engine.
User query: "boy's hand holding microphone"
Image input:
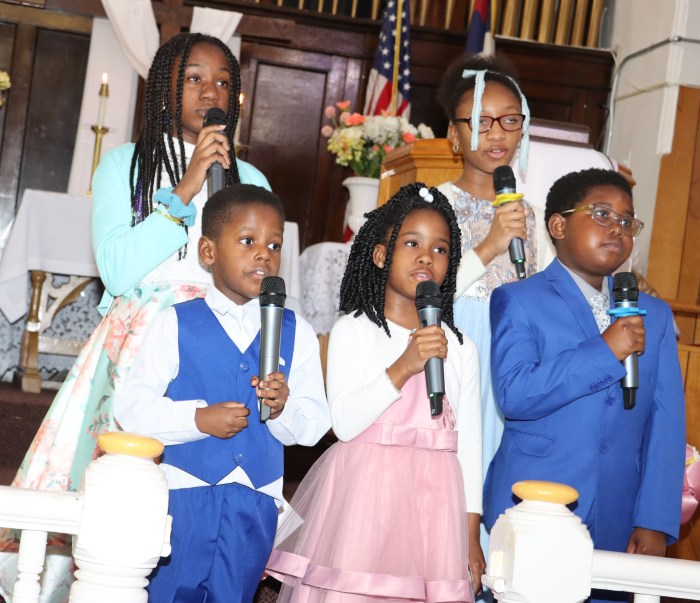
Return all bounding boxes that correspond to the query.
[601,272,647,410]
[193,276,290,438]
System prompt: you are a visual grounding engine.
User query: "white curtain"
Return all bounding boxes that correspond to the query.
[101,0,243,78]
[100,0,159,79]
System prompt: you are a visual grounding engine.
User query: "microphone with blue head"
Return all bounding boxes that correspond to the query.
[610,272,646,410]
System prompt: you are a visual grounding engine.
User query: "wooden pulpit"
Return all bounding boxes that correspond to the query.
[378,139,463,206]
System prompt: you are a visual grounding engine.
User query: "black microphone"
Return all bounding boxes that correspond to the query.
[612,272,640,410]
[493,165,526,280]
[258,276,286,422]
[415,280,445,417]
[203,107,227,198]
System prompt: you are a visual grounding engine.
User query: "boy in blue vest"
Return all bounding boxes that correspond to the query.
[114,184,331,603]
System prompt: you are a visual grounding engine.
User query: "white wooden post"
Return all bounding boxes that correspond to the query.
[484,480,700,602]
[484,480,592,603]
[69,432,171,603]
[12,530,48,603]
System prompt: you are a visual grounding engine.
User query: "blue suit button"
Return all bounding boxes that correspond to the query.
[606,396,616,406]
[603,376,613,386]
[234,453,244,463]
[239,362,249,372]
[599,445,609,454]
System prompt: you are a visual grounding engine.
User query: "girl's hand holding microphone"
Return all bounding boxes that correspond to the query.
[173,122,231,204]
[477,201,528,266]
[386,325,448,391]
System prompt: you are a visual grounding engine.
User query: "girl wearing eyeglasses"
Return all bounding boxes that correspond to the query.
[436,57,540,435]
[436,54,543,588]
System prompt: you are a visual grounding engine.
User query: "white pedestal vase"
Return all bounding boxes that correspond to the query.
[343,176,380,238]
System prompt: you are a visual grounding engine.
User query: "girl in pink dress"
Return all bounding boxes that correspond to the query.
[267,183,484,602]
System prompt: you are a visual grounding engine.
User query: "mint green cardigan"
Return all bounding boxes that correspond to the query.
[91,143,270,314]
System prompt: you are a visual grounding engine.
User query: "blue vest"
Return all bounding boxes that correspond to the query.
[163,298,296,487]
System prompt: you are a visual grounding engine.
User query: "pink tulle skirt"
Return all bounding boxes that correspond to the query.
[267,437,473,603]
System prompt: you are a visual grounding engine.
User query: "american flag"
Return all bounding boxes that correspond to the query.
[363,0,411,118]
[466,0,494,55]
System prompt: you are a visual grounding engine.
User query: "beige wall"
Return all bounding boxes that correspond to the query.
[607,0,700,274]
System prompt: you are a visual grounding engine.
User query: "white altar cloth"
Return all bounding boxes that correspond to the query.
[0,190,99,324]
[0,189,300,323]
[299,241,351,334]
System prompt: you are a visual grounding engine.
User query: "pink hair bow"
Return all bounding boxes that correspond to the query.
[681,444,700,525]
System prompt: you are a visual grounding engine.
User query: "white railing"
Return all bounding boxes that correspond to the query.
[0,433,171,603]
[483,480,700,603]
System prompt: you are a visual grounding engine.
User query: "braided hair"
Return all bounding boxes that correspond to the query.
[339,183,463,342]
[129,32,242,226]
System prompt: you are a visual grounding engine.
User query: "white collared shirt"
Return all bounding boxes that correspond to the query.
[113,287,330,502]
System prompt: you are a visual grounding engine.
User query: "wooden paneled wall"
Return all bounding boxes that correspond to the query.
[647,87,700,341]
[0,5,91,239]
[246,0,607,46]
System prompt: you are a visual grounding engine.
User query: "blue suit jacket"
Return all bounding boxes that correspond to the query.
[483,259,686,551]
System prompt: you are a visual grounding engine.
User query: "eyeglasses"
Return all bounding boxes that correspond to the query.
[453,114,525,133]
[560,204,645,237]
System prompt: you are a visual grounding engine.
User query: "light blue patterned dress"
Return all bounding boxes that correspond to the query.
[440,182,537,595]
[443,183,538,479]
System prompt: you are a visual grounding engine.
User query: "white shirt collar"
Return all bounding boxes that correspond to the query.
[205,286,260,321]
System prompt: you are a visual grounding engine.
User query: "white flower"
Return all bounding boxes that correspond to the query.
[320,101,435,178]
[417,123,435,139]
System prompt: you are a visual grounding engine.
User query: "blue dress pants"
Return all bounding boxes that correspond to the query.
[147,482,277,603]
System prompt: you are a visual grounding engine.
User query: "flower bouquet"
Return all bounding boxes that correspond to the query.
[0,70,10,107]
[321,101,434,179]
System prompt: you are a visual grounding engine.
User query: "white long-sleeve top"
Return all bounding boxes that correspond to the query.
[326,313,483,514]
[114,286,330,502]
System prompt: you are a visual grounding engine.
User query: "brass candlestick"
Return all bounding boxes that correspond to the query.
[87,74,110,196]
[87,125,109,197]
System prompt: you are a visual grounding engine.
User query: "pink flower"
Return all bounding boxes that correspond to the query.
[321,125,334,137]
[336,100,351,111]
[383,144,394,153]
[340,112,351,126]
[324,105,336,119]
[402,132,416,143]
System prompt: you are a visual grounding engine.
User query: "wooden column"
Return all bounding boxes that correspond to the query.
[647,86,700,341]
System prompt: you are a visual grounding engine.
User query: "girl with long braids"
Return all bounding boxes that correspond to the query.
[267,183,484,602]
[0,33,269,600]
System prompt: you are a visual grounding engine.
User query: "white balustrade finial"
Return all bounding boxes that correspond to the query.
[483,480,593,603]
[69,432,171,603]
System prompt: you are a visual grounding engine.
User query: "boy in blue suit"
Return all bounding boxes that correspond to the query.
[114,184,330,603]
[483,169,685,601]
